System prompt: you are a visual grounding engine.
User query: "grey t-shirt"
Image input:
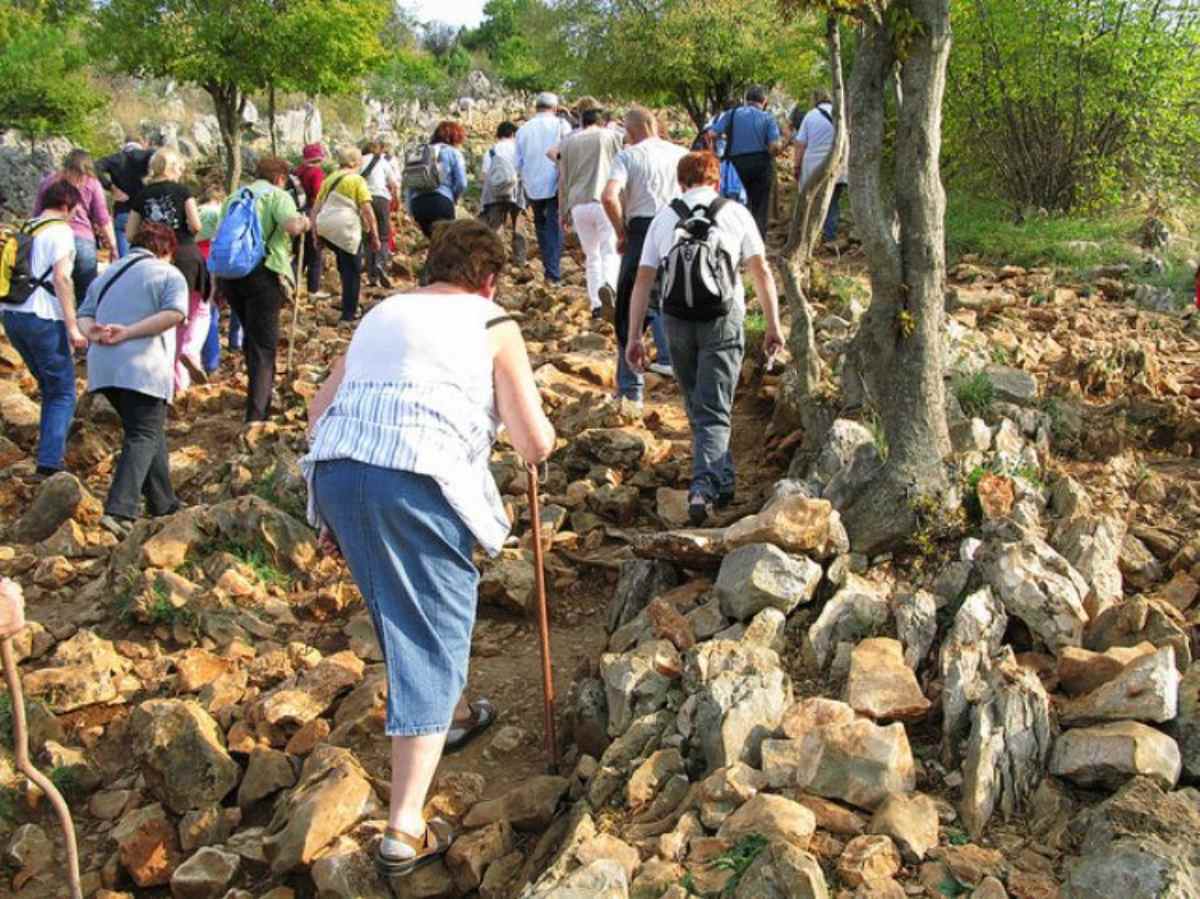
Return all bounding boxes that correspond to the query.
[78,249,189,402]
[608,137,689,222]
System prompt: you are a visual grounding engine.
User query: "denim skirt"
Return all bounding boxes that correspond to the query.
[313,459,478,736]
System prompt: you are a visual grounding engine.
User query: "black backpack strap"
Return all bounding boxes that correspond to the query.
[93,253,153,307]
[723,106,738,160]
[23,219,68,296]
[817,105,834,126]
[323,173,348,201]
[361,155,381,180]
[669,199,692,222]
[706,198,730,221]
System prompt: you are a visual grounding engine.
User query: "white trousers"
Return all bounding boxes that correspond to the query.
[571,202,620,310]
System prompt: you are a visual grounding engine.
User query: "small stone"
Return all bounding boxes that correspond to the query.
[1057,644,1156,696]
[845,638,931,722]
[656,488,691,528]
[868,792,939,862]
[237,747,296,807]
[1163,571,1200,611]
[169,847,240,899]
[836,834,901,887]
[791,794,867,836]
[1060,646,1179,725]
[112,803,183,888]
[463,776,569,831]
[808,576,890,670]
[893,590,938,669]
[1050,721,1181,789]
[576,833,640,883]
[627,748,685,808]
[444,821,514,893]
[723,495,835,556]
[977,474,1015,520]
[733,842,829,899]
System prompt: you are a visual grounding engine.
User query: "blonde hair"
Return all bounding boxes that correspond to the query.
[149,147,184,181]
[336,144,362,168]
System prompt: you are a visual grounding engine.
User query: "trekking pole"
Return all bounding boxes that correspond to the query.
[526,461,558,774]
[286,233,307,376]
[0,582,82,899]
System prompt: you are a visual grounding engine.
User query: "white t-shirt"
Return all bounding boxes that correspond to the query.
[639,186,765,315]
[608,137,689,222]
[360,154,399,200]
[8,218,75,321]
[795,103,847,187]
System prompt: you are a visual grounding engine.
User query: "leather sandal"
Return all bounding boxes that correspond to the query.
[374,818,454,878]
[444,698,496,753]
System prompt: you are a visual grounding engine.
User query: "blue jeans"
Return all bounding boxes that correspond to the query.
[114,212,130,258]
[530,196,563,283]
[314,461,478,736]
[202,303,221,372]
[614,216,672,401]
[1,312,76,471]
[824,184,846,242]
[73,238,98,306]
[664,307,744,501]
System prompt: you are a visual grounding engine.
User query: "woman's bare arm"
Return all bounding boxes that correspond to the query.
[491,321,555,464]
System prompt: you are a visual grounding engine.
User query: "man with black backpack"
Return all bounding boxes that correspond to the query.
[705,86,784,240]
[626,151,784,526]
[794,90,847,243]
[480,121,527,267]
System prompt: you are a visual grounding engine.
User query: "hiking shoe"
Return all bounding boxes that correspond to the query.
[597,284,617,322]
[716,489,736,510]
[648,362,674,377]
[100,514,133,538]
[688,493,711,527]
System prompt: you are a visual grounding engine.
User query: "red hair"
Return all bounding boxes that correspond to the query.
[432,120,467,147]
[678,151,721,189]
[131,221,178,258]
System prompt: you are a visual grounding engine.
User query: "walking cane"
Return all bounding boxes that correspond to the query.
[0,582,82,899]
[526,462,558,774]
[286,232,307,376]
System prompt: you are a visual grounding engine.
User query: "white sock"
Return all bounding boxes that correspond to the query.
[380,833,416,860]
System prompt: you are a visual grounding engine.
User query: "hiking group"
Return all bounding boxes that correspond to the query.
[0,84,846,881]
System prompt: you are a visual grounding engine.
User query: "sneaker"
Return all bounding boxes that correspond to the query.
[687,492,711,527]
[180,354,208,385]
[312,290,332,300]
[100,514,133,538]
[716,489,736,510]
[597,284,617,322]
[648,362,674,377]
[590,308,604,321]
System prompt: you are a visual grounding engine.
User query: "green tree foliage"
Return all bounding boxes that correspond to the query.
[94,0,388,188]
[463,0,570,92]
[557,0,820,130]
[0,2,104,141]
[947,0,1200,211]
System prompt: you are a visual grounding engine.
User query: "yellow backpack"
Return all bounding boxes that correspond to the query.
[0,219,68,305]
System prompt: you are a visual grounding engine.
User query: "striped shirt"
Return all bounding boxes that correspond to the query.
[301,293,511,555]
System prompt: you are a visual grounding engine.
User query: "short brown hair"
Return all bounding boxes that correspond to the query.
[131,221,178,258]
[426,219,506,291]
[41,179,83,211]
[678,151,721,189]
[432,120,466,147]
[255,156,291,183]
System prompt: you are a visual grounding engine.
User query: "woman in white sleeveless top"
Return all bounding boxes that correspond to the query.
[302,219,555,878]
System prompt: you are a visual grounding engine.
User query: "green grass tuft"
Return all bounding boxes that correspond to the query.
[710,833,769,895]
[954,371,995,419]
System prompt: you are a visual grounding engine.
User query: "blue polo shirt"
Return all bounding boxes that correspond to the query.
[710,106,782,156]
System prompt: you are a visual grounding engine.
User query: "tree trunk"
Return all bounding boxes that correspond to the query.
[209,82,245,192]
[269,81,278,158]
[839,0,954,555]
[770,16,848,437]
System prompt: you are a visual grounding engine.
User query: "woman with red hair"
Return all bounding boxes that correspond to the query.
[405,120,468,238]
[77,222,189,537]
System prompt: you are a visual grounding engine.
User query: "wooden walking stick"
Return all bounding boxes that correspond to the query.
[286,232,307,376]
[526,462,559,774]
[0,580,82,899]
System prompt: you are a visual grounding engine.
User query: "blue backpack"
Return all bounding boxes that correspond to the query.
[207,187,270,279]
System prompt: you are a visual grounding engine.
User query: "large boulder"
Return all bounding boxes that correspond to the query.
[716,543,822,622]
[733,841,828,899]
[978,533,1089,652]
[600,641,682,737]
[717,794,816,850]
[129,700,240,815]
[21,629,132,712]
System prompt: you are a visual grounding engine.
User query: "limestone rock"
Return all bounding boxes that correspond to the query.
[601,640,681,737]
[608,560,681,633]
[940,588,1008,762]
[722,496,836,557]
[1050,722,1181,790]
[9,472,98,544]
[837,834,901,887]
[262,745,378,874]
[960,651,1053,837]
[1170,660,1200,780]
[985,365,1038,404]
[252,650,364,730]
[1058,644,1157,696]
[113,803,183,888]
[21,628,131,712]
[807,576,889,669]
[479,556,535,612]
[845,638,930,721]
[717,794,816,850]
[1054,515,1126,619]
[626,748,685,808]
[979,534,1090,652]
[1060,647,1179,725]
[808,420,875,493]
[869,793,939,862]
[733,842,828,899]
[463,775,568,831]
[528,858,629,898]
[716,543,822,622]
[572,427,666,471]
[893,590,938,670]
[445,821,514,893]
[1120,534,1164,592]
[1086,597,1192,672]
[237,747,297,807]
[309,836,390,899]
[169,847,240,899]
[130,700,240,815]
[633,528,726,568]
[576,834,640,883]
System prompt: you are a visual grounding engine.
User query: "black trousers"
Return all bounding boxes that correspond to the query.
[294,219,324,294]
[481,201,527,267]
[101,387,178,520]
[324,239,362,322]
[731,152,774,239]
[223,263,285,422]
[410,193,456,239]
[615,216,655,350]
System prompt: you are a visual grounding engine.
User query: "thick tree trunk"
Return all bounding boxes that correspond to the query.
[770,16,848,437]
[839,0,954,555]
[210,82,246,192]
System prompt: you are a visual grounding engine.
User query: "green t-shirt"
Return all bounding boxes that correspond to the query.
[219,180,299,284]
[197,202,221,242]
[316,171,371,207]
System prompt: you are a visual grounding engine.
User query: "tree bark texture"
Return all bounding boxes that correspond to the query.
[839,0,954,555]
[210,82,246,192]
[770,16,848,437]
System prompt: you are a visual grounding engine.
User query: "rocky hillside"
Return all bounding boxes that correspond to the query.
[0,144,1199,899]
